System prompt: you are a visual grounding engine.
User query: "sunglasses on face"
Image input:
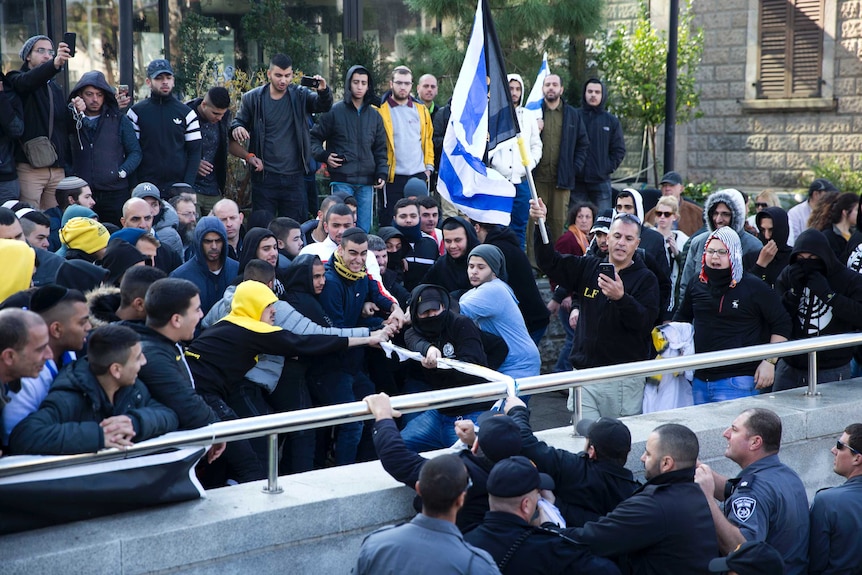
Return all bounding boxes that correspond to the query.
[837,439,861,456]
[655,211,674,218]
[755,202,769,209]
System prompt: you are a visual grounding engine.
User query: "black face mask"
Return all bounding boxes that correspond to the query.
[417,310,447,336]
[796,258,826,277]
[704,265,733,290]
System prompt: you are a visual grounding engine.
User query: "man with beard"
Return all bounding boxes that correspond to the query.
[390,198,438,291]
[773,229,862,391]
[169,194,197,257]
[169,216,238,314]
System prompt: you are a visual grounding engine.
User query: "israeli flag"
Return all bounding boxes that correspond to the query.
[524,52,549,115]
[438,0,517,226]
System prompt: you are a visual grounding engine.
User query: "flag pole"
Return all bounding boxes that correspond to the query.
[517,135,549,244]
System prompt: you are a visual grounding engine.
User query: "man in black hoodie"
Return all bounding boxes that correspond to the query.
[573,78,625,214]
[774,229,862,391]
[421,216,481,298]
[187,87,236,214]
[750,206,792,288]
[310,65,387,232]
[69,71,142,225]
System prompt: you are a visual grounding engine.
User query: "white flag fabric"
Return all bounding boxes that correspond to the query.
[437,0,517,226]
[524,52,549,116]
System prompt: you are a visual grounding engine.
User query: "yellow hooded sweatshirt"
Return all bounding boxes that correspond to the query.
[0,239,35,303]
[221,280,280,334]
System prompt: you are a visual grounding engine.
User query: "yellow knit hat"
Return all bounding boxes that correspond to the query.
[60,217,109,254]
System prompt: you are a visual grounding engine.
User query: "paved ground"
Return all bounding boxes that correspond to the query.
[525,389,573,432]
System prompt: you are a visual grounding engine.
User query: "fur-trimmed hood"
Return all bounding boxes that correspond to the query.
[703,188,747,234]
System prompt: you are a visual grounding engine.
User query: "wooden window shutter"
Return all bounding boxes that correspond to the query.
[758,0,824,98]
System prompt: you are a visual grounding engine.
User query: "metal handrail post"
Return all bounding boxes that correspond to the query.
[262,433,282,494]
[806,351,819,396]
[572,386,583,435]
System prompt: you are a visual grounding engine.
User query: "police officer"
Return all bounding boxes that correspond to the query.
[504,396,639,527]
[807,423,862,575]
[464,456,620,575]
[571,423,718,574]
[695,408,809,575]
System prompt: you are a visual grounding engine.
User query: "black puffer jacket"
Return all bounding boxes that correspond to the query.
[0,81,24,181]
[9,358,178,454]
[310,65,387,185]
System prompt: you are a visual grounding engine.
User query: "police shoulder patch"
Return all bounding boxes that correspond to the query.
[731,496,757,523]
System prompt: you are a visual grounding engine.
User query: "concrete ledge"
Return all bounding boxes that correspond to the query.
[3,379,861,573]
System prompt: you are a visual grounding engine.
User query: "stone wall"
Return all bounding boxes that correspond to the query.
[601,0,862,193]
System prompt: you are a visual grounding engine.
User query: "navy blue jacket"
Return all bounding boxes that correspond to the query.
[9,358,178,455]
[319,255,393,328]
[571,468,719,575]
[187,96,232,192]
[170,216,239,315]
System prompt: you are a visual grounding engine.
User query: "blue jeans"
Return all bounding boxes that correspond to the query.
[692,376,756,405]
[308,369,362,465]
[554,307,575,373]
[510,180,531,250]
[402,410,484,453]
[252,171,307,222]
[330,182,373,232]
[570,180,613,214]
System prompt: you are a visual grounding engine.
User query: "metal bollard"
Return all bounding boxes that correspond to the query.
[261,433,283,494]
[805,351,820,397]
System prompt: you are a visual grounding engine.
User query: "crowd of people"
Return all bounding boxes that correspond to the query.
[1,35,862,570]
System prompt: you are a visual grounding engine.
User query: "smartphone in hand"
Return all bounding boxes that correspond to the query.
[63,32,77,57]
[599,262,615,280]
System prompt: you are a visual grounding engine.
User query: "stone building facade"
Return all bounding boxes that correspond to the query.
[604,0,859,193]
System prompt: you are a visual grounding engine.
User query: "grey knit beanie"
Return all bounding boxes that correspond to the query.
[468,244,507,282]
[20,35,52,62]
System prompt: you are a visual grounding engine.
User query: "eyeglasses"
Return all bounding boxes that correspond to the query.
[755,202,769,209]
[34,48,55,56]
[705,248,729,256]
[655,211,674,218]
[837,440,861,456]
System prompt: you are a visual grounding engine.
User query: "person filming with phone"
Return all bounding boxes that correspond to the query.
[530,198,659,420]
[69,71,142,226]
[6,35,74,211]
[230,53,331,223]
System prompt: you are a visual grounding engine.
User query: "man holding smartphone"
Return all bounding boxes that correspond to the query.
[230,53,331,223]
[531,198,660,420]
[6,35,72,210]
[69,71,142,225]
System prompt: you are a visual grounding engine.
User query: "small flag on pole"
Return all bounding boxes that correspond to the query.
[524,52,549,114]
[437,0,517,226]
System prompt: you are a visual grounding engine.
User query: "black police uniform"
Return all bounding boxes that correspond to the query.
[723,454,809,575]
[807,475,862,574]
[464,511,620,575]
[508,405,639,526]
[571,468,719,575]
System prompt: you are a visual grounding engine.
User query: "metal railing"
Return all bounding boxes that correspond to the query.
[2,332,862,493]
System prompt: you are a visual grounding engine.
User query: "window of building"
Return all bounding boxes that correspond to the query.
[1,0,47,74]
[743,0,836,111]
